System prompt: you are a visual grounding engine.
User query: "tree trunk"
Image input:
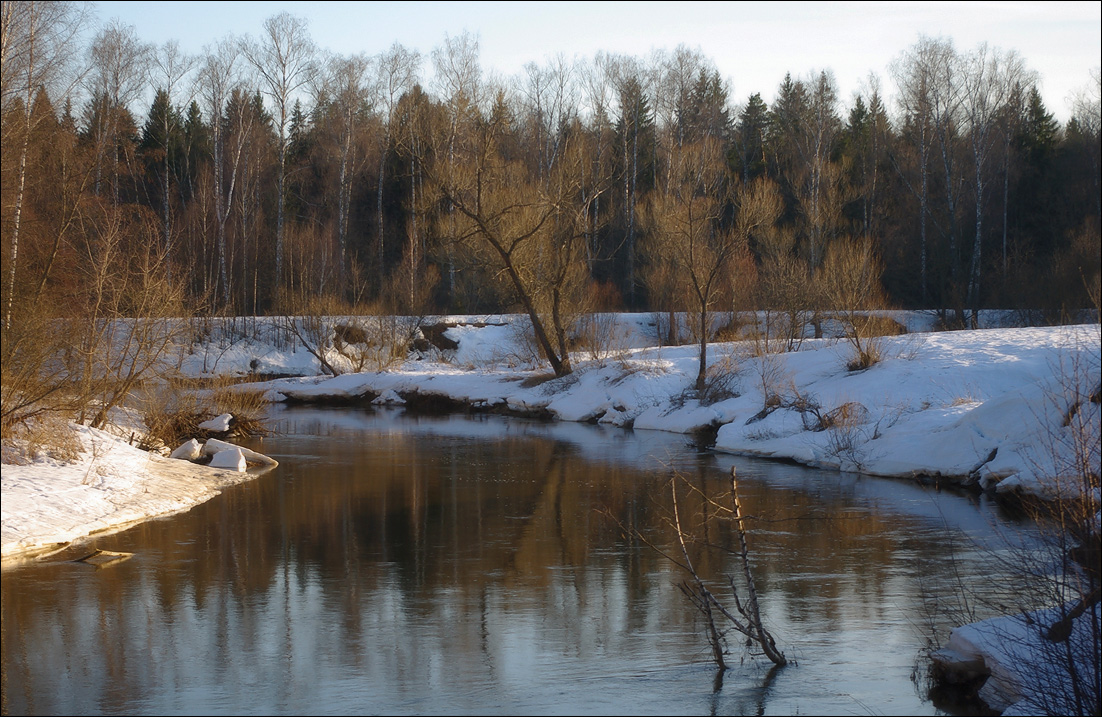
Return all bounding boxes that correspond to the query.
[4,106,30,330]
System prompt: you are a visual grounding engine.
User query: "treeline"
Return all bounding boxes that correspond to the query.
[2,3,1100,333]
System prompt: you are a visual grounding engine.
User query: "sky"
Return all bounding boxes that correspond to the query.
[92,1,1101,122]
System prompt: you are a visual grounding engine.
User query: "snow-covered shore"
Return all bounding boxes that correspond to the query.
[4,315,1098,560]
[256,318,1100,500]
[1,423,269,560]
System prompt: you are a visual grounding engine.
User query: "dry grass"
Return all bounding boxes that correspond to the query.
[1,414,82,465]
[697,351,741,406]
[141,379,270,451]
[846,337,886,372]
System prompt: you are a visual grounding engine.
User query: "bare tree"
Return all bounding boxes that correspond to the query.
[373,43,420,288]
[926,38,967,322]
[611,56,649,306]
[1069,67,1100,221]
[147,40,196,254]
[818,237,891,370]
[196,38,240,307]
[518,53,577,184]
[85,19,150,206]
[318,51,373,293]
[1,0,87,330]
[580,52,617,271]
[607,467,787,670]
[794,69,843,271]
[242,11,316,299]
[960,44,1032,323]
[644,138,753,392]
[891,39,938,305]
[426,89,594,377]
[431,31,483,306]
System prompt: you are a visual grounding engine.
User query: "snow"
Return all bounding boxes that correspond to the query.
[207,447,246,471]
[1,424,262,560]
[169,437,202,460]
[932,604,1101,715]
[197,412,233,432]
[254,318,1099,501]
[3,311,1098,714]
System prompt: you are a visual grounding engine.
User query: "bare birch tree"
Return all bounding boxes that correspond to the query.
[196,38,240,307]
[373,43,420,288]
[242,11,316,299]
[317,51,373,293]
[431,31,482,306]
[147,40,196,255]
[960,45,1032,322]
[1,0,87,330]
[85,19,150,206]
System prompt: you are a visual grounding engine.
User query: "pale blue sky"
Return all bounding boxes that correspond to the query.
[93,1,1100,121]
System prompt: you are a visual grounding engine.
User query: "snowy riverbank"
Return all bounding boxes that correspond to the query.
[255,318,1100,500]
[1,423,270,560]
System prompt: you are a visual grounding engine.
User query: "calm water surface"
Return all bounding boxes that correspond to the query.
[1,405,1030,715]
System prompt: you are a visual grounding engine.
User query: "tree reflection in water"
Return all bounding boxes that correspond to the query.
[1,406,1030,716]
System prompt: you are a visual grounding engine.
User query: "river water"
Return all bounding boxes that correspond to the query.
[1,405,1031,715]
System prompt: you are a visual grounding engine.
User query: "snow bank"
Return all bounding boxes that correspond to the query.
[932,603,1100,715]
[252,321,1100,500]
[1,425,269,560]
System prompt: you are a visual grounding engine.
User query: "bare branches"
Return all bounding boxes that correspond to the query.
[241,11,316,294]
[608,467,788,669]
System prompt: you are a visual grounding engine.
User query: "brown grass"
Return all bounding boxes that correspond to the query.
[141,379,270,450]
[1,414,82,465]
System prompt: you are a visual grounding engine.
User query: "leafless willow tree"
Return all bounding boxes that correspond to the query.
[427,87,596,377]
[644,138,749,392]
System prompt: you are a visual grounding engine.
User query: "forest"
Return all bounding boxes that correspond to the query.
[2,4,1100,380]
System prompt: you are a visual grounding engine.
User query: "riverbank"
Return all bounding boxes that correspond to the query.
[4,317,1098,559]
[256,320,1100,500]
[1,422,272,561]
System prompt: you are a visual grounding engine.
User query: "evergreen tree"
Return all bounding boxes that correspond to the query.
[140,88,184,251]
[735,92,769,183]
[614,74,655,306]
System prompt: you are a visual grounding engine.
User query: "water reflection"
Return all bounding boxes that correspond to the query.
[2,406,1028,715]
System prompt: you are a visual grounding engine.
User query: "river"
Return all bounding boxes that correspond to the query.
[1,405,1031,715]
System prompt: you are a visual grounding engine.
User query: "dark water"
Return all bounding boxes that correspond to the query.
[1,405,1030,715]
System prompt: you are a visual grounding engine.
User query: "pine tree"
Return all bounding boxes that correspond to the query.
[736,93,769,183]
[615,74,655,306]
